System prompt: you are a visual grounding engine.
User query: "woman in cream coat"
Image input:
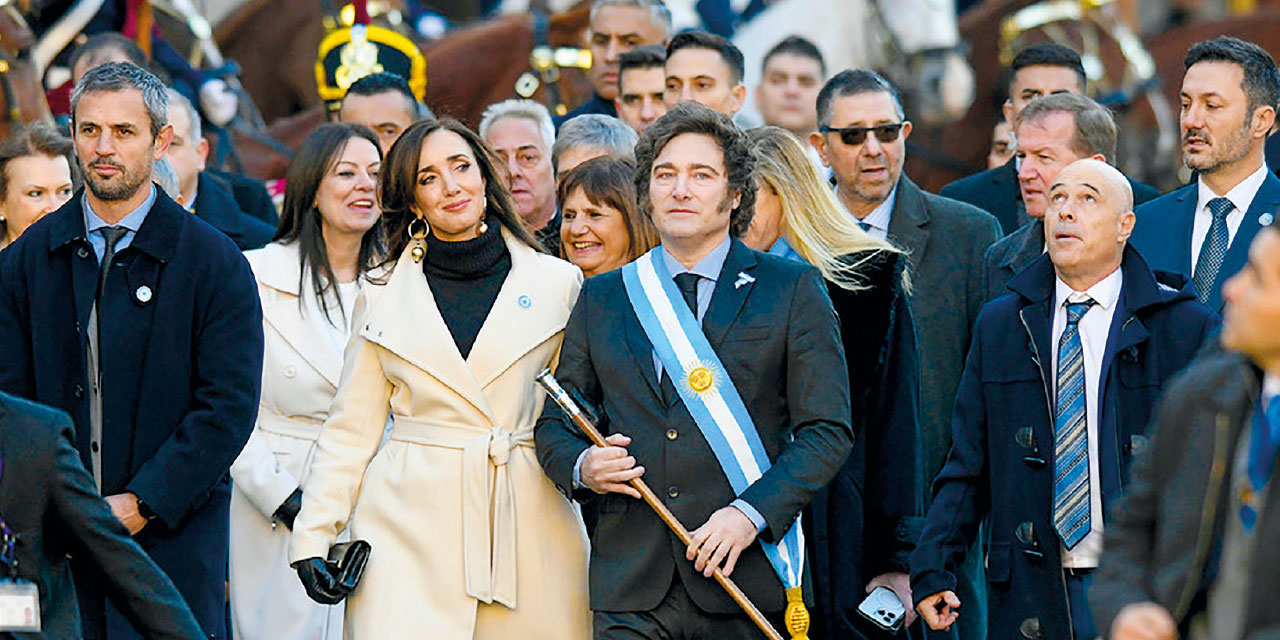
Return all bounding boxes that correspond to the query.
[229,123,385,640]
[289,118,590,639]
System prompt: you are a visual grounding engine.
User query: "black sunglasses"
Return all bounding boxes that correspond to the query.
[820,123,905,146]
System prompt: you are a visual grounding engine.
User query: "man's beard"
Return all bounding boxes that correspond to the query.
[1183,116,1253,174]
[82,159,149,202]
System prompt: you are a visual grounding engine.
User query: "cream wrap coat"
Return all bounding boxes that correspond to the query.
[289,230,590,639]
[230,241,350,640]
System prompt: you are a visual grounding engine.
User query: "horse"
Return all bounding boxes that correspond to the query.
[732,0,976,127]
[0,5,54,141]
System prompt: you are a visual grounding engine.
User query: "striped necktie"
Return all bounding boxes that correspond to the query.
[1053,298,1096,549]
[1193,196,1233,303]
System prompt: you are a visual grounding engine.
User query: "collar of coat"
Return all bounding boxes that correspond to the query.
[46,188,185,263]
[1007,243,1197,313]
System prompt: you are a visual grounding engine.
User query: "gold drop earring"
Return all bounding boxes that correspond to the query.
[408,216,428,263]
[477,196,489,234]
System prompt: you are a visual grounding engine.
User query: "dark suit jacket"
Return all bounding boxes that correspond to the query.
[887,176,1001,497]
[205,167,280,227]
[552,92,618,131]
[192,172,275,251]
[910,246,1219,640]
[941,159,1161,238]
[1130,170,1280,311]
[808,251,924,639]
[1090,351,1280,638]
[535,239,853,614]
[0,190,263,639]
[0,392,204,640]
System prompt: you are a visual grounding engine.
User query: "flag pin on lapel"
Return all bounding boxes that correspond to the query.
[135,285,153,304]
[1261,212,1274,227]
[734,272,755,289]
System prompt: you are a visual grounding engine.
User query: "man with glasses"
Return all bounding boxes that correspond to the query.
[812,68,1000,638]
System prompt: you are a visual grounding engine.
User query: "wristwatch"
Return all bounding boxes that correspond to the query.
[136,497,158,521]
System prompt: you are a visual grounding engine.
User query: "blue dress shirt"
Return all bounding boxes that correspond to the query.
[83,186,157,264]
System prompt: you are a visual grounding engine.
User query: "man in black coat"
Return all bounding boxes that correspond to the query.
[1090,225,1280,640]
[982,93,1160,303]
[912,160,1219,640]
[0,62,263,639]
[536,103,852,636]
[0,391,204,640]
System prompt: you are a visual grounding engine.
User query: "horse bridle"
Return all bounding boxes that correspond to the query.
[515,11,591,117]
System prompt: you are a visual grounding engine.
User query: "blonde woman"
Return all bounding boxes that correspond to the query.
[744,126,926,639]
[288,118,589,639]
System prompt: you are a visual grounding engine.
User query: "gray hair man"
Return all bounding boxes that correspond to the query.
[480,99,561,249]
[552,114,638,180]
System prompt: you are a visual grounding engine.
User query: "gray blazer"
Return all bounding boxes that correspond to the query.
[887,176,1002,493]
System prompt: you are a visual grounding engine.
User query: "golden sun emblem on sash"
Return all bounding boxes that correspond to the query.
[683,361,718,396]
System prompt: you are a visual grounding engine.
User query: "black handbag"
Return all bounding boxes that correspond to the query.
[326,540,372,595]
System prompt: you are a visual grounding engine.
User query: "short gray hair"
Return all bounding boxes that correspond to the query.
[71,62,169,140]
[1016,92,1117,162]
[552,114,638,171]
[590,0,672,37]
[167,88,201,142]
[153,157,181,201]
[478,99,555,151]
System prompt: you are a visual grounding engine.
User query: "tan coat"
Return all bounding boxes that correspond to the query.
[289,230,590,640]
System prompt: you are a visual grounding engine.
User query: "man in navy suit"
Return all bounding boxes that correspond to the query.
[912,159,1218,640]
[1131,36,1280,312]
[536,102,852,636]
[0,62,262,639]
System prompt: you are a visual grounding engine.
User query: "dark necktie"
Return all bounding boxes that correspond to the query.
[674,272,700,316]
[1193,197,1233,303]
[96,226,127,301]
[1053,298,1096,549]
[857,221,873,233]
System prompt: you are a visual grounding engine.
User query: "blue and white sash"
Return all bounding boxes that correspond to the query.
[621,248,804,594]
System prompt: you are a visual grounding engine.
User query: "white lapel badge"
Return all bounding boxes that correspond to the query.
[1260,212,1274,227]
[135,285,153,303]
[734,272,755,289]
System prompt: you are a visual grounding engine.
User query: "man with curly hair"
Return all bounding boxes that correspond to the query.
[536,102,853,636]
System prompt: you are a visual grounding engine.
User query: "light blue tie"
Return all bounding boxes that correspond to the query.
[1053,298,1096,549]
[1193,197,1233,303]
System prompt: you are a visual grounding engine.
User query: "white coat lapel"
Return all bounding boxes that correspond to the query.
[466,230,569,389]
[253,243,346,387]
[360,247,495,419]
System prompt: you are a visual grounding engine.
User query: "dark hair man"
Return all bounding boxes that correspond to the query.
[940,43,1092,235]
[615,45,668,133]
[0,62,263,639]
[166,89,274,250]
[1131,36,1280,312]
[755,36,826,139]
[913,159,1218,640]
[536,102,852,636]
[338,71,430,155]
[1090,224,1280,640]
[68,33,150,86]
[664,31,747,115]
[555,0,672,129]
[0,391,205,638]
[982,93,1161,301]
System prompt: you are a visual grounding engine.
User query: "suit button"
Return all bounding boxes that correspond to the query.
[90,441,100,453]
[1019,617,1044,638]
[73,384,84,399]
[667,486,679,499]
[77,247,90,259]
[284,365,297,378]
[666,429,678,440]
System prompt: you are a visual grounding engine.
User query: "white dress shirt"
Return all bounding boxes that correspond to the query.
[1191,162,1268,273]
[838,185,896,241]
[1049,267,1123,568]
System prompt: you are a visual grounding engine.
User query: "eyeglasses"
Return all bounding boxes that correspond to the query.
[820,123,905,146]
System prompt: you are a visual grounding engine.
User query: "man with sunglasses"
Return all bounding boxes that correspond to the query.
[810,68,1000,639]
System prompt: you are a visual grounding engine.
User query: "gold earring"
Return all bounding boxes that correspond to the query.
[407,217,428,263]
[478,217,489,234]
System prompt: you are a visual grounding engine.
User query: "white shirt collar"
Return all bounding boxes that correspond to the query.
[1053,265,1123,312]
[1196,161,1270,215]
[839,185,897,233]
[1263,373,1280,410]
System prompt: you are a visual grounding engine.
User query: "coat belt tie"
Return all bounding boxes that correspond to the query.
[390,417,533,608]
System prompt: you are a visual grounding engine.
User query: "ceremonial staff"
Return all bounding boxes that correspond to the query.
[536,370,797,640]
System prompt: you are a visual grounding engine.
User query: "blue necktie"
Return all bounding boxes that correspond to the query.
[1193,197,1233,303]
[1241,394,1280,532]
[857,221,873,233]
[1054,298,1096,549]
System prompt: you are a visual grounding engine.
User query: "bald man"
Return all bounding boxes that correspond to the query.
[911,162,1219,640]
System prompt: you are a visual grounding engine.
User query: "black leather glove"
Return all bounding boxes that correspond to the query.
[293,557,347,605]
[273,488,303,530]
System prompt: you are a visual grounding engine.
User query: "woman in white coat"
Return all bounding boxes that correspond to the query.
[289,118,590,639]
[229,123,385,640]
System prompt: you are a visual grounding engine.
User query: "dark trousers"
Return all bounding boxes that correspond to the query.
[593,573,786,640]
[1065,570,1097,640]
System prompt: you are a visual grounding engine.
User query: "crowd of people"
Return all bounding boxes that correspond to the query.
[0,1,1278,640]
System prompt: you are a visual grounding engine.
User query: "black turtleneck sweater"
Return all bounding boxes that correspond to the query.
[422,223,511,359]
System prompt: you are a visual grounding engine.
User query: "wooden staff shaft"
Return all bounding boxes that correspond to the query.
[536,371,784,640]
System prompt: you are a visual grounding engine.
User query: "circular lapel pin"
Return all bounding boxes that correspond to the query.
[518,295,532,309]
[135,285,153,304]
[1260,212,1274,227]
